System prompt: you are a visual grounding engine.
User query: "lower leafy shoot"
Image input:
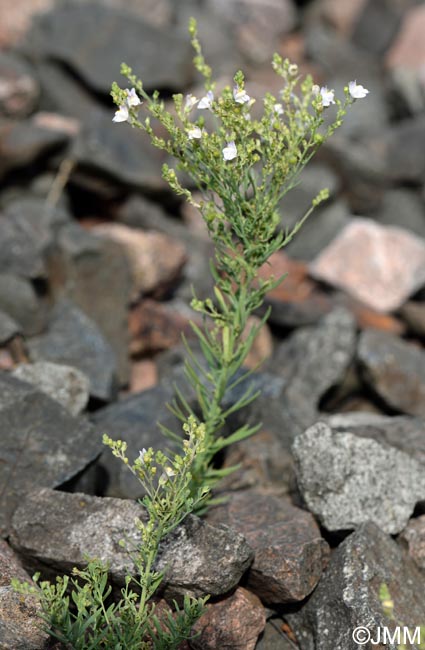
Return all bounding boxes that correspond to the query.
[12,417,210,650]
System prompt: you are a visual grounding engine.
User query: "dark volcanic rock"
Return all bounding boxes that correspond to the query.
[369,189,425,239]
[287,522,425,650]
[0,273,47,336]
[378,116,425,184]
[10,488,144,583]
[207,491,329,605]
[28,299,118,402]
[191,587,266,650]
[92,383,181,499]
[156,514,254,602]
[0,117,69,179]
[292,421,425,534]
[23,1,192,94]
[358,329,425,416]
[0,539,49,650]
[72,108,166,192]
[49,223,132,383]
[0,373,102,537]
[0,51,39,118]
[11,489,253,602]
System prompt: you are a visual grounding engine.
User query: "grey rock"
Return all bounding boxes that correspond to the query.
[0,373,102,537]
[287,522,425,650]
[10,488,145,584]
[23,2,193,94]
[325,411,425,464]
[12,361,90,416]
[0,51,39,118]
[358,329,425,417]
[256,618,295,650]
[156,514,254,601]
[92,383,180,499]
[281,307,357,426]
[0,117,69,180]
[351,0,408,55]
[49,223,132,383]
[0,539,49,650]
[11,489,253,602]
[292,421,425,534]
[379,116,425,184]
[28,299,118,402]
[368,189,425,239]
[0,273,47,336]
[284,200,351,261]
[0,309,21,344]
[72,108,166,193]
[207,491,329,605]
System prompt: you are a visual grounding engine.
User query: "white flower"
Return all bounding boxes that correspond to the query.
[312,84,320,97]
[222,141,237,161]
[112,87,141,123]
[320,86,335,107]
[112,104,130,123]
[187,126,203,140]
[138,448,148,463]
[273,103,284,115]
[198,90,214,109]
[348,80,369,100]
[126,87,141,107]
[233,85,250,104]
[185,94,198,111]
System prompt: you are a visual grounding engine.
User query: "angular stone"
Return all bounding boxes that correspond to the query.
[92,383,180,499]
[129,298,198,356]
[28,299,118,402]
[0,52,39,118]
[12,361,89,416]
[272,308,357,427]
[368,189,425,239]
[0,373,102,537]
[191,587,266,650]
[156,515,254,601]
[256,618,296,649]
[0,207,47,279]
[380,116,425,184]
[292,421,425,534]
[24,2,192,93]
[358,329,425,416]
[10,488,144,583]
[129,359,158,393]
[48,223,132,383]
[0,116,69,180]
[92,223,187,300]
[207,491,329,604]
[0,309,21,344]
[351,0,407,55]
[399,515,425,571]
[72,108,167,193]
[325,411,425,464]
[11,489,253,602]
[311,0,367,37]
[287,522,425,650]
[0,273,47,336]
[218,430,296,497]
[0,0,54,49]
[0,539,49,650]
[310,218,425,312]
[338,294,406,334]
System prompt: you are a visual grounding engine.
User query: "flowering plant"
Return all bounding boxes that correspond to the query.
[13,18,368,648]
[111,18,368,507]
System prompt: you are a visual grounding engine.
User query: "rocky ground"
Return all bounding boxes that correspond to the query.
[1,0,425,648]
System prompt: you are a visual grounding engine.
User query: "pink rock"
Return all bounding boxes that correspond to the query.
[386,5,425,85]
[309,218,425,313]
